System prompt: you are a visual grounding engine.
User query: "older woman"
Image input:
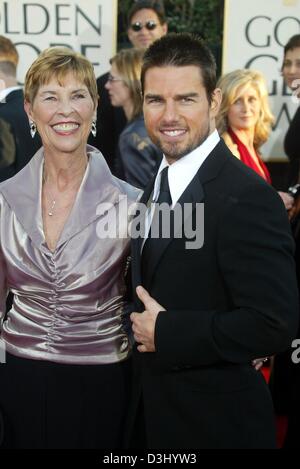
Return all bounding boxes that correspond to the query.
[217,69,294,210]
[0,47,140,449]
[105,48,161,189]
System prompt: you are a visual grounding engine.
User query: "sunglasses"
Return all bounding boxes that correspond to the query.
[130,21,157,32]
[107,74,123,83]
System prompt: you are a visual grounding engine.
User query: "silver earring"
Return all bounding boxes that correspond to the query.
[29,120,37,138]
[91,120,97,137]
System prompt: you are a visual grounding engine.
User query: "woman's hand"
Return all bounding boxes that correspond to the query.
[278,191,294,211]
[288,195,300,221]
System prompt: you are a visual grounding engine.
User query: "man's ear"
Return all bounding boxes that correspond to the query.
[162,23,168,35]
[210,88,222,118]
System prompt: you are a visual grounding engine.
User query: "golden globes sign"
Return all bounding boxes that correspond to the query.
[223,0,300,160]
[0,0,117,82]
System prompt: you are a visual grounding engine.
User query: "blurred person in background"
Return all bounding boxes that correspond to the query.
[90,0,167,174]
[106,47,162,189]
[217,69,294,211]
[0,35,40,182]
[283,34,300,187]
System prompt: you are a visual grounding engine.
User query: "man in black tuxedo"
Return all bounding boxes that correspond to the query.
[89,0,167,174]
[129,33,299,449]
[0,36,40,182]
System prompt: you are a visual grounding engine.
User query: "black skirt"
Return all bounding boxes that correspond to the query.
[0,352,131,449]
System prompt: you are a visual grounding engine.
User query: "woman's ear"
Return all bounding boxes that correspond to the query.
[24,100,33,120]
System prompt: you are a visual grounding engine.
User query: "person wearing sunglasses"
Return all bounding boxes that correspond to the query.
[89,1,168,177]
[127,1,168,49]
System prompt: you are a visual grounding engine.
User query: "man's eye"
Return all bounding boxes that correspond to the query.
[45,96,56,101]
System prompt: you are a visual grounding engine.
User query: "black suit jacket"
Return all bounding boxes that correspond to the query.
[129,139,299,449]
[0,89,41,182]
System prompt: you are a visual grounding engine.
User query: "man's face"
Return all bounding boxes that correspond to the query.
[127,8,167,49]
[143,65,221,163]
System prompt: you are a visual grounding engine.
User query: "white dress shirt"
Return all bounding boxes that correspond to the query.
[0,86,22,104]
[153,129,220,206]
[143,130,220,243]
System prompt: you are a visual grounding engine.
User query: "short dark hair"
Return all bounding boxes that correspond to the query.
[127,1,166,27]
[141,33,217,103]
[284,34,300,56]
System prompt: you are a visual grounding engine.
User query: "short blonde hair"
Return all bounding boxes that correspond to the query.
[216,69,274,149]
[110,48,145,121]
[24,47,98,107]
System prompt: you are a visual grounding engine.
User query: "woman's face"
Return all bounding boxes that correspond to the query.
[25,72,95,155]
[227,84,261,133]
[105,63,131,109]
[282,47,300,90]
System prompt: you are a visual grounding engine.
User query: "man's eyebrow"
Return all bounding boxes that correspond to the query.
[175,92,199,99]
[144,93,163,99]
[144,92,200,99]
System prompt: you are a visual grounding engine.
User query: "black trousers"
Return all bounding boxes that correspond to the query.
[0,353,131,449]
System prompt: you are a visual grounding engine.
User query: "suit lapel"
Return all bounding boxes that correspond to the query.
[139,140,229,290]
[131,176,155,309]
[142,172,205,289]
[1,145,140,254]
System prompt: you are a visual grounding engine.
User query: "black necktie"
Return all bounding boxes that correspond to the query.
[155,166,172,205]
[142,167,172,269]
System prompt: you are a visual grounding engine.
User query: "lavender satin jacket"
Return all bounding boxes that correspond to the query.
[0,146,140,364]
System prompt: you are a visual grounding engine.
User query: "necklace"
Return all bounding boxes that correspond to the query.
[44,185,57,216]
[42,158,88,217]
[42,168,57,217]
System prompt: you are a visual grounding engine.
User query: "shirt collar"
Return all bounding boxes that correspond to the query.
[0,86,22,103]
[0,145,140,252]
[153,129,220,206]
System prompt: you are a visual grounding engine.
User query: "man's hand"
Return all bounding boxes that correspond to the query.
[130,286,166,353]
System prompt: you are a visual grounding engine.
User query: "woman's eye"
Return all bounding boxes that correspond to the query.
[73,94,85,99]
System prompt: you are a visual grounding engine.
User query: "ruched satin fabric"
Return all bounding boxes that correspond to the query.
[0,146,140,365]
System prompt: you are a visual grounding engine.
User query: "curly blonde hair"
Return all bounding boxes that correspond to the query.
[216,69,274,149]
